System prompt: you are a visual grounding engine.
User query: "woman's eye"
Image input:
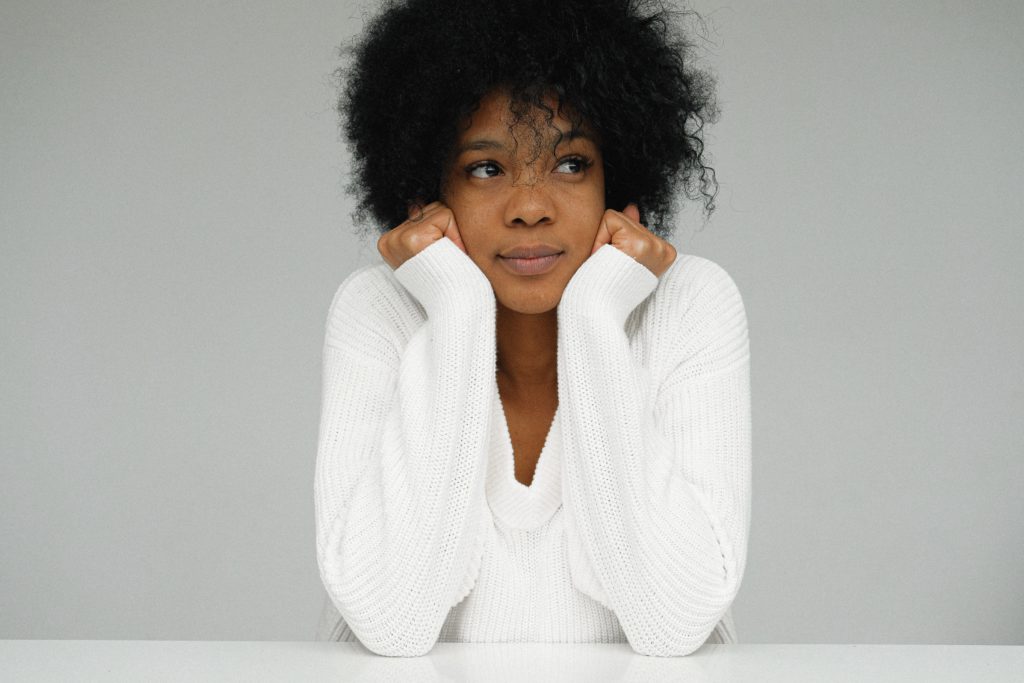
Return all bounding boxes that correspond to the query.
[554,156,590,174]
[468,162,502,179]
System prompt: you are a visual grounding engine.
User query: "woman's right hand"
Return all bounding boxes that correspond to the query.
[377,201,468,270]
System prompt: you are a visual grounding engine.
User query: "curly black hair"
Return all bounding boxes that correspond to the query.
[336,0,720,241]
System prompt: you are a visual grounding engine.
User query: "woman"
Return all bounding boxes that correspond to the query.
[314,0,751,657]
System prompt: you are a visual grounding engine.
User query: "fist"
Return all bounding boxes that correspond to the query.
[590,203,677,278]
[377,201,469,270]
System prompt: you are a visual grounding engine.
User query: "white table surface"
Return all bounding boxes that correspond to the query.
[1,641,1021,682]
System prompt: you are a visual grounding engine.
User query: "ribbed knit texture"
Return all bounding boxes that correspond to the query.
[313,236,751,657]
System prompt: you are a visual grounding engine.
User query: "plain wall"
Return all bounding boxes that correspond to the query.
[2,0,1021,643]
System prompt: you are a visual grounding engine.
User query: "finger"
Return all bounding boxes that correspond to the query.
[591,215,613,255]
[443,213,468,253]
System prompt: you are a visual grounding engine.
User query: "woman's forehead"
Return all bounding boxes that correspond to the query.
[455,89,596,152]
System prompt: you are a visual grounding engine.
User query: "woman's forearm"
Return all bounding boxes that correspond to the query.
[556,245,752,656]
[315,237,496,656]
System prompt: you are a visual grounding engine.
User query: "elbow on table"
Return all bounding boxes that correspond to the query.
[317,566,446,657]
[625,558,745,657]
[627,631,711,657]
[625,601,737,657]
[328,601,444,657]
[358,632,440,658]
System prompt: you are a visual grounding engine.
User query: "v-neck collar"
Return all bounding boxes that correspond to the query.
[485,388,563,530]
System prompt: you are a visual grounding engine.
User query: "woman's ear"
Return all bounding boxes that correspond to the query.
[406,198,427,221]
[623,202,641,223]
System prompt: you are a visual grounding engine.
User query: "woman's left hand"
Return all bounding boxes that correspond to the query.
[591,202,677,278]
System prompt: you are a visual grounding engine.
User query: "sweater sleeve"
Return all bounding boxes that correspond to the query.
[556,243,752,657]
[313,236,496,657]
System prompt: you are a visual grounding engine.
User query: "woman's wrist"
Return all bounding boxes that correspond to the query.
[394,237,495,318]
[559,244,660,325]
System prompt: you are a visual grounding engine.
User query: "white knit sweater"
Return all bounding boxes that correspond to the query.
[313,236,751,657]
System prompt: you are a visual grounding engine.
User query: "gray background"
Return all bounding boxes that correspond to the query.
[2,0,1021,644]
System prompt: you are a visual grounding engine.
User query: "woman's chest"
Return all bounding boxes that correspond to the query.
[501,398,558,487]
[485,386,564,531]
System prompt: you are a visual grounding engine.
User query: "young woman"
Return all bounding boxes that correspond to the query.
[314,0,751,657]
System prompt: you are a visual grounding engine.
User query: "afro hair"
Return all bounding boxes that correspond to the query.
[336,0,720,240]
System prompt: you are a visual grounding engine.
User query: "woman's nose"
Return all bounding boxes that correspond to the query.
[504,178,554,227]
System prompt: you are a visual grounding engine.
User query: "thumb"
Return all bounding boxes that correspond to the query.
[443,212,468,254]
[591,215,612,255]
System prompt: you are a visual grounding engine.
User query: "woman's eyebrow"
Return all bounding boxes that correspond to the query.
[560,128,592,142]
[455,128,593,156]
[551,127,599,150]
[454,138,507,155]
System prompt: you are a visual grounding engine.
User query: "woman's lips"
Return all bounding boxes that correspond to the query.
[498,252,563,276]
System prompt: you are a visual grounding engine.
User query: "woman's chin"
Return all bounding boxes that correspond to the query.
[493,288,563,316]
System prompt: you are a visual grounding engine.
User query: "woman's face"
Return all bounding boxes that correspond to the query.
[441,88,606,315]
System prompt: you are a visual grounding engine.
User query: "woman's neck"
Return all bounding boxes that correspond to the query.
[495,302,558,397]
